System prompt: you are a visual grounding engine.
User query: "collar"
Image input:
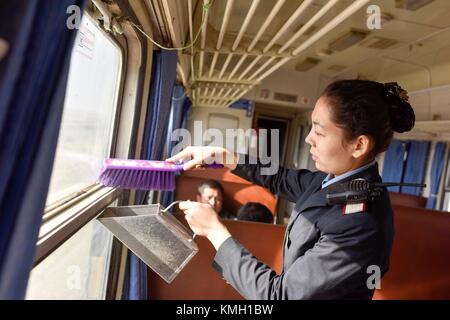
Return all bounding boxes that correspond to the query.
[288,162,381,232]
[321,160,377,189]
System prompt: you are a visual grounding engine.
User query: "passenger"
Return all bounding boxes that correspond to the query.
[196,180,235,220]
[237,202,274,224]
[168,80,415,299]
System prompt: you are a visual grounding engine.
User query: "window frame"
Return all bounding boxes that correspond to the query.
[44,12,125,210]
[29,0,158,298]
[33,186,122,267]
[33,10,126,267]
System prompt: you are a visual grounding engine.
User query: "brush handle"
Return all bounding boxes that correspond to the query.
[200,163,224,169]
[102,158,224,171]
[102,158,184,171]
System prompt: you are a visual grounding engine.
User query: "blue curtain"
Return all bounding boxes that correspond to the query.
[230,99,254,117]
[382,140,408,192]
[122,50,177,300]
[401,141,430,195]
[0,0,87,299]
[426,142,447,209]
[161,85,192,211]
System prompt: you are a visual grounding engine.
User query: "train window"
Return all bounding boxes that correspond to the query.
[46,14,122,206]
[25,217,113,300]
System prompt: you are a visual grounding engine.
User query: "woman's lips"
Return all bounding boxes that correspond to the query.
[311,153,317,161]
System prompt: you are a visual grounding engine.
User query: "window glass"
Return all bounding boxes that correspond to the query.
[25,217,114,300]
[46,14,122,205]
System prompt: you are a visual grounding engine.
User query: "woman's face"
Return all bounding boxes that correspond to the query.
[305,96,362,176]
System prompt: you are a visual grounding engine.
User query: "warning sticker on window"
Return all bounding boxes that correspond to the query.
[76,22,96,60]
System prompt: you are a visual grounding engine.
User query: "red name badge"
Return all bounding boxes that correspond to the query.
[342,202,366,215]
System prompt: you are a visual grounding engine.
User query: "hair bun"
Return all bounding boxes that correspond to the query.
[383,82,415,133]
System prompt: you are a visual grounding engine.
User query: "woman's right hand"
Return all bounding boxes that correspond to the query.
[166,146,239,171]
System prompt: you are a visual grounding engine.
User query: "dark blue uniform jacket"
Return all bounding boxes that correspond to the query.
[212,154,394,300]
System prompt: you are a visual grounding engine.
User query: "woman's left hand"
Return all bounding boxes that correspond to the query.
[179,201,231,250]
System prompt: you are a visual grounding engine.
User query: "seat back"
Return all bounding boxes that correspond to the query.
[373,205,450,299]
[389,192,427,208]
[148,196,450,299]
[148,218,285,299]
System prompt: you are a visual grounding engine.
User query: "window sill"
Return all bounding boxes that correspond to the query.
[34,185,122,267]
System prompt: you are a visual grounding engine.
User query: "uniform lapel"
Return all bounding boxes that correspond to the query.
[295,185,329,214]
[282,164,382,273]
[286,176,326,233]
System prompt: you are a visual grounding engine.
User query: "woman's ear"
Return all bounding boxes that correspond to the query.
[351,135,372,159]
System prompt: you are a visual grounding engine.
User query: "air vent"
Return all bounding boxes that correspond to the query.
[360,36,399,49]
[316,48,333,57]
[395,0,434,11]
[328,64,346,72]
[273,92,298,104]
[329,29,368,51]
[295,57,320,72]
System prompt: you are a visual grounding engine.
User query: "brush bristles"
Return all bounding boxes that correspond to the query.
[98,168,176,191]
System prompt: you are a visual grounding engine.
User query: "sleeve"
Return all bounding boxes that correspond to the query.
[230,153,318,203]
[212,213,380,300]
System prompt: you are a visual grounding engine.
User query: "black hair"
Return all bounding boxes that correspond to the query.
[237,202,274,224]
[321,79,415,159]
[197,180,224,196]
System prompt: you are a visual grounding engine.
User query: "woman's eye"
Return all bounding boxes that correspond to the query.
[315,131,323,137]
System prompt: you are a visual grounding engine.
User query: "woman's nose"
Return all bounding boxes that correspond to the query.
[305,130,314,146]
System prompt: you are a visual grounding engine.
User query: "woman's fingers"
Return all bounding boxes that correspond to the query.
[179,201,197,211]
[184,212,193,223]
[166,146,229,171]
[166,147,202,170]
[166,147,191,163]
[182,158,203,171]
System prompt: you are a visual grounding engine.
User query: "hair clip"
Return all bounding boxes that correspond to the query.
[384,82,409,102]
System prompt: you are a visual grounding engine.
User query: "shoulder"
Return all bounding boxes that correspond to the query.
[321,182,392,232]
[293,169,327,188]
[320,204,382,240]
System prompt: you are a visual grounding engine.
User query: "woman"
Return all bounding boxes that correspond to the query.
[167,80,415,299]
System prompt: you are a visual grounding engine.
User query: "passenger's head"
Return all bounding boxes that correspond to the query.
[237,202,274,224]
[196,180,224,213]
[305,80,415,175]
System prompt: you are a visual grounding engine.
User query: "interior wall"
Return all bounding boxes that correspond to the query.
[242,68,322,110]
[335,53,450,122]
[185,106,253,153]
[379,58,450,121]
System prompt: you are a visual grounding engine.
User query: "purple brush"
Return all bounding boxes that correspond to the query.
[98,158,224,191]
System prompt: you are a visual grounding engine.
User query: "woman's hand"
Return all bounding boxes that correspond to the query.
[179,201,231,250]
[166,146,238,171]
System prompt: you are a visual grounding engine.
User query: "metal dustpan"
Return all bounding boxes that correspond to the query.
[98,204,198,283]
